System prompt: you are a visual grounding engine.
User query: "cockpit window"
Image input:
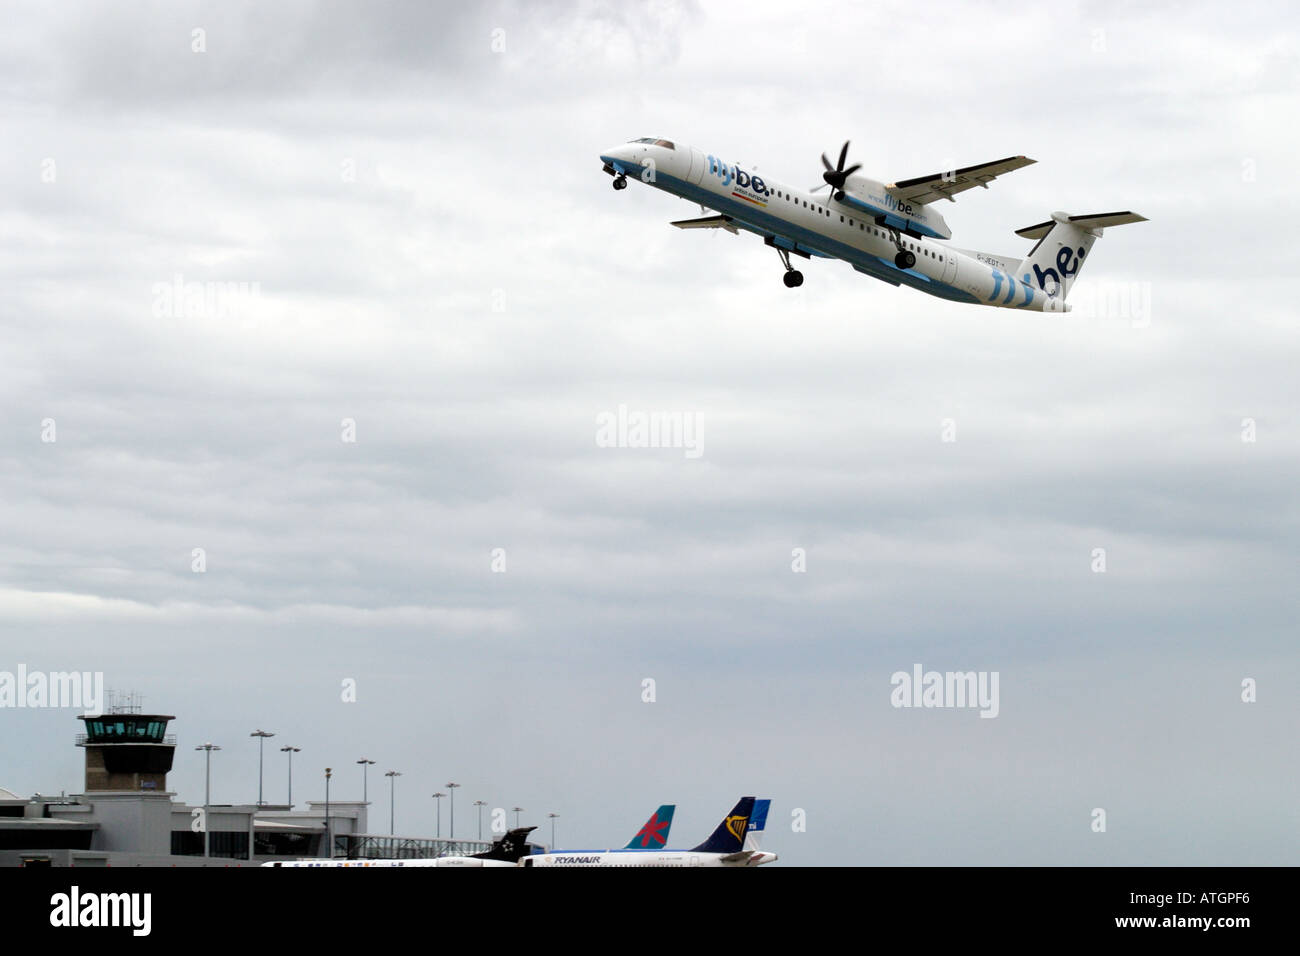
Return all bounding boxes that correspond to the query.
[630,137,675,149]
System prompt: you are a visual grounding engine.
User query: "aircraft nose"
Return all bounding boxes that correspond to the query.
[600,143,631,165]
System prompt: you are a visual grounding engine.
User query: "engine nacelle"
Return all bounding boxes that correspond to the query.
[834,174,952,240]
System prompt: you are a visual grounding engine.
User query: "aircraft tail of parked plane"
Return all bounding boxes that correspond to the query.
[624,804,675,849]
[691,796,755,853]
[743,798,770,852]
[480,826,538,864]
[1014,211,1147,300]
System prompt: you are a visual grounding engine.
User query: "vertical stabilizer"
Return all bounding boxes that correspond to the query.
[1016,211,1146,301]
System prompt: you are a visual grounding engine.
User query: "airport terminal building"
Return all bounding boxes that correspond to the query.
[0,708,487,867]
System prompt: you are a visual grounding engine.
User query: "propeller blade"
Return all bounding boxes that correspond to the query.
[820,152,834,172]
[837,141,850,171]
[842,163,862,178]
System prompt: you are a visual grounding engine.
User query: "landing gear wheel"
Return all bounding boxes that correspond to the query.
[775,246,804,287]
[895,251,916,269]
[612,175,627,190]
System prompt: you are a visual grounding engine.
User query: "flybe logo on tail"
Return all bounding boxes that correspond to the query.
[1029,245,1087,296]
[705,155,769,196]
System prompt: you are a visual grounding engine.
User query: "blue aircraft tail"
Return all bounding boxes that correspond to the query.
[691,797,756,853]
[743,799,771,851]
[624,805,675,849]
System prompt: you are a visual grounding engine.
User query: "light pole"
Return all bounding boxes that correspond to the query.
[512,806,525,828]
[473,800,487,840]
[195,743,221,858]
[432,792,445,837]
[324,767,332,858]
[446,782,460,839]
[357,759,375,804]
[385,771,401,835]
[280,746,300,807]
[548,812,560,849]
[250,733,276,806]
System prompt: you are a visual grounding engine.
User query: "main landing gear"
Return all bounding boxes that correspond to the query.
[612,174,627,190]
[776,247,804,288]
[884,226,915,270]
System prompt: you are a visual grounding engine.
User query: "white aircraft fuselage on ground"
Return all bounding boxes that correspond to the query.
[262,857,515,867]
[521,849,777,867]
[599,137,1145,312]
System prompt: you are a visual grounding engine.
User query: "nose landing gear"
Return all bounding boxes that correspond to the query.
[612,174,628,191]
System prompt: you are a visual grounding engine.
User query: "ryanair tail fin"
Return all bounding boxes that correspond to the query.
[1016,211,1146,301]
[624,805,675,849]
[691,796,755,853]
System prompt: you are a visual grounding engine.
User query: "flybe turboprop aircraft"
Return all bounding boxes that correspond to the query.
[520,797,777,867]
[599,137,1145,312]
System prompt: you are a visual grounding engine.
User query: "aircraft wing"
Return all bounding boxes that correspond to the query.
[671,214,739,234]
[887,156,1036,205]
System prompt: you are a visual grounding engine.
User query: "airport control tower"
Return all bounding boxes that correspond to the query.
[75,692,177,792]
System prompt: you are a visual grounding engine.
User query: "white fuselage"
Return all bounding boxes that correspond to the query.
[523,849,776,867]
[262,857,515,867]
[599,139,1067,312]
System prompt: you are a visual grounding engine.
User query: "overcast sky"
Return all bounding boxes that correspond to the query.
[1,0,1296,864]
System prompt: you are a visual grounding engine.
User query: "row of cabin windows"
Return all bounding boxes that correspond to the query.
[767,188,944,263]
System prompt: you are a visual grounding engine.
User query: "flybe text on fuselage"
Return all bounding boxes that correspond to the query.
[705,155,768,196]
[871,190,915,218]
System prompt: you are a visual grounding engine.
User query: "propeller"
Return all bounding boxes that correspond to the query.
[817,140,862,199]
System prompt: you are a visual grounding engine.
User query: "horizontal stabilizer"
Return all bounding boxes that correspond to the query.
[671,214,738,234]
[1016,210,1147,239]
[719,850,754,863]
